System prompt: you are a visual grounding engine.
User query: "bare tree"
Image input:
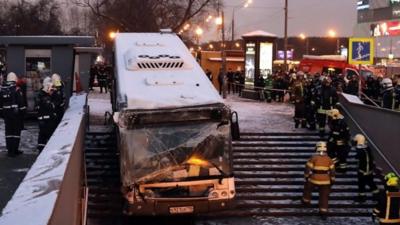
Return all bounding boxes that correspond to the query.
[73,0,218,33]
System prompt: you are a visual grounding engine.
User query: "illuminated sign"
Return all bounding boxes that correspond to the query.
[245,42,256,83]
[349,38,374,65]
[259,42,273,77]
[391,0,400,4]
[277,50,293,60]
[357,0,369,10]
[370,20,400,36]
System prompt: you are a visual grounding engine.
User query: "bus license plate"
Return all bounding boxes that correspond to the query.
[169,206,194,214]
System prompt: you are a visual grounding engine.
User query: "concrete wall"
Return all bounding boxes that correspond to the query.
[52,46,74,99]
[6,46,25,76]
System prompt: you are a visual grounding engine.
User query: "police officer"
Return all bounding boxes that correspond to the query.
[352,134,379,202]
[381,78,395,110]
[0,72,26,157]
[373,173,400,225]
[327,109,350,173]
[35,77,57,152]
[302,141,335,220]
[51,73,65,125]
[315,77,338,136]
[291,71,306,128]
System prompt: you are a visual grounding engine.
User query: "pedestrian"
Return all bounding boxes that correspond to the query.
[373,173,400,225]
[345,75,359,96]
[51,73,66,125]
[381,78,395,110]
[326,109,350,173]
[302,141,335,220]
[97,65,108,94]
[352,134,379,202]
[227,68,234,94]
[304,77,317,130]
[89,65,96,91]
[205,69,213,81]
[238,70,245,96]
[315,77,338,136]
[291,71,306,128]
[0,72,26,157]
[35,77,57,153]
[217,69,224,95]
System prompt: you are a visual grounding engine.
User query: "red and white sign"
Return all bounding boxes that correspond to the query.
[371,20,400,36]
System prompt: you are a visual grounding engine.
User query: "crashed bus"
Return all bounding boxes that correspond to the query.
[112,32,235,215]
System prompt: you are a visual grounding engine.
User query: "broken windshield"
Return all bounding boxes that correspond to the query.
[119,121,232,186]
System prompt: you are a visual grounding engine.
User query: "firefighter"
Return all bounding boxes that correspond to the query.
[35,77,57,153]
[373,173,400,225]
[304,77,317,130]
[97,65,108,94]
[51,73,66,125]
[381,78,395,110]
[302,141,335,220]
[315,77,338,136]
[395,81,400,111]
[291,71,306,128]
[352,134,379,202]
[0,72,26,157]
[326,109,350,173]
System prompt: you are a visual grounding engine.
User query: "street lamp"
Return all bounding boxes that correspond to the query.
[328,29,339,54]
[299,33,309,55]
[109,31,117,40]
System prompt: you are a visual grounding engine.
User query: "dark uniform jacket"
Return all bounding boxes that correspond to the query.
[316,85,338,112]
[356,145,375,175]
[328,119,350,146]
[0,82,26,119]
[382,87,395,110]
[35,90,57,122]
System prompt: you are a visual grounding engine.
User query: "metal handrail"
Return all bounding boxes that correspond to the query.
[359,92,381,108]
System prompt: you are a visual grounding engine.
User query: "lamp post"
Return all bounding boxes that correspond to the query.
[299,33,309,55]
[328,29,339,54]
[216,0,227,98]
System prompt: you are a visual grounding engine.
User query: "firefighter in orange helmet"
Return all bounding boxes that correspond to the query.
[302,141,335,220]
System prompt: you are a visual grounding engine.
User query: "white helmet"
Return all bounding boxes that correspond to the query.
[353,134,367,147]
[42,76,53,93]
[381,78,393,89]
[51,73,62,87]
[6,72,17,82]
[316,141,327,153]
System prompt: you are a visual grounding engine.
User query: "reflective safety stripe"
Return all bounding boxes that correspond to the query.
[380,218,400,223]
[5,135,20,138]
[3,104,18,109]
[38,115,51,120]
[333,131,340,135]
[310,179,331,185]
[358,169,372,175]
[19,106,26,110]
[336,140,345,145]
[313,166,330,171]
[38,144,46,147]
[306,162,314,168]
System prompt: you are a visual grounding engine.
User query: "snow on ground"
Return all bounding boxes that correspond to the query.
[224,94,299,133]
[87,87,112,125]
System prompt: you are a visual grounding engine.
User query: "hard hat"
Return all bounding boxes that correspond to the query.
[51,73,62,87]
[385,173,399,186]
[316,141,327,153]
[42,76,52,93]
[353,134,366,147]
[381,78,393,88]
[6,72,17,82]
[327,109,344,120]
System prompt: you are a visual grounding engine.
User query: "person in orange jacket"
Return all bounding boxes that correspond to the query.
[302,141,335,220]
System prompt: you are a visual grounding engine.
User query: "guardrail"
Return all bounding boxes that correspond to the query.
[338,93,400,176]
[0,94,87,225]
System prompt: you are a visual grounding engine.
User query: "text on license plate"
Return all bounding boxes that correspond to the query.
[169,206,194,214]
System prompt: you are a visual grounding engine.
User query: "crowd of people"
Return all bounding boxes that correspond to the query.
[0,72,65,157]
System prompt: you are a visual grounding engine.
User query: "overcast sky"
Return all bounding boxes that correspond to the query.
[204,0,358,41]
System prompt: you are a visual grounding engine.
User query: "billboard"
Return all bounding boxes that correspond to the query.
[370,20,400,36]
[349,38,374,65]
[245,42,255,83]
[276,50,294,60]
[259,42,273,77]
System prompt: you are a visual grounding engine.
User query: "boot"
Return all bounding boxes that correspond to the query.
[319,212,328,221]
